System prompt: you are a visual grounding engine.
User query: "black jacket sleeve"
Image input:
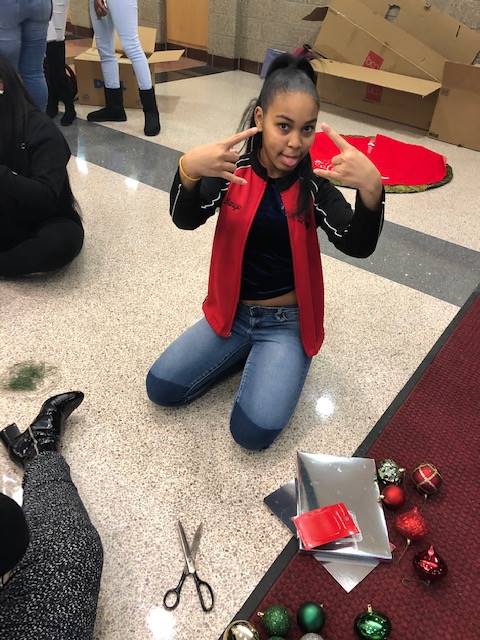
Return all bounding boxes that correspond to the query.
[0,115,70,222]
[169,170,229,230]
[311,177,385,258]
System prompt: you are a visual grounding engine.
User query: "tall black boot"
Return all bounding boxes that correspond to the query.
[139,88,160,136]
[0,391,84,467]
[87,87,127,123]
[45,40,77,125]
[45,41,59,118]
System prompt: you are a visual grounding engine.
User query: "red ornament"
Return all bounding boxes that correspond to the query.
[413,545,447,582]
[394,507,428,542]
[380,485,406,510]
[412,463,442,496]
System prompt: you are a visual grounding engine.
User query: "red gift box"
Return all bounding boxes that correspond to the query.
[292,502,360,550]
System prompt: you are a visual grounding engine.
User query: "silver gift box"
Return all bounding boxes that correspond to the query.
[296,452,392,562]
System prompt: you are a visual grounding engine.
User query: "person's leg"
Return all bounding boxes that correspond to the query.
[87,0,126,123]
[18,0,52,111]
[0,453,103,640]
[0,0,22,69]
[107,0,151,89]
[45,1,75,124]
[89,0,118,89]
[146,315,252,406]
[107,0,160,135]
[229,306,312,451]
[0,218,84,278]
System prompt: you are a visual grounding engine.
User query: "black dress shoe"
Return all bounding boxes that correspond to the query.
[0,391,84,466]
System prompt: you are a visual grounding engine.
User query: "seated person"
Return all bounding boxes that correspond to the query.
[146,54,384,451]
[0,56,84,277]
[0,392,103,640]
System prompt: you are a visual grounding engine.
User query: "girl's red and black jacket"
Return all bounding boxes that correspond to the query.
[169,152,384,357]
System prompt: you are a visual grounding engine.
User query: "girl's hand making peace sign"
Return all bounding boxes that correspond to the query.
[314,124,383,211]
[180,127,258,189]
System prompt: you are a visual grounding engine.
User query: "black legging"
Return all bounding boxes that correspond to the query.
[0,217,84,277]
[0,453,103,640]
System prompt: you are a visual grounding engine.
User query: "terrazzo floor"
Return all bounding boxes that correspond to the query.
[1,53,479,640]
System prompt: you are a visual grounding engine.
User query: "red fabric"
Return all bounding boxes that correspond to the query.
[248,296,480,639]
[203,166,325,357]
[310,132,447,186]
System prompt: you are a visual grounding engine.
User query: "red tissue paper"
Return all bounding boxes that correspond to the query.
[292,502,360,550]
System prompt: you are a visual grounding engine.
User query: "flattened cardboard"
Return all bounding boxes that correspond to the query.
[313,0,446,81]
[360,0,480,64]
[429,62,480,152]
[312,59,440,130]
[75,27,184,108]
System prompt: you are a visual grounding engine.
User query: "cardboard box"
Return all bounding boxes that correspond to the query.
[312,58,440,130]
[306,0,480,138]
[312,0,446,81]
[429,63,480,152]
[359,0,480,64]
[75,27,184,109]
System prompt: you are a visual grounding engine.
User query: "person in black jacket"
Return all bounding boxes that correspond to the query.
[0,55,84,277]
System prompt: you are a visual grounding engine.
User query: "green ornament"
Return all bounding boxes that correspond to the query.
[297,601,325,633]
[258,605,290,637]
[354,604,391,640]
[268,637,285,640]
[377,458,405,486]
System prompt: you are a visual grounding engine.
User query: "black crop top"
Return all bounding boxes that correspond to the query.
[240,181,294,300]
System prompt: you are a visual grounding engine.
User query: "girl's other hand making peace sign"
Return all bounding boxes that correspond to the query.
[180,127,258,188]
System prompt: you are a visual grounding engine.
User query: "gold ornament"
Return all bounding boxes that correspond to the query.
[223,620,260,640]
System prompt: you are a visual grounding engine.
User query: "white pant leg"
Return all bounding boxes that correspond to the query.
[47,0,69,43]
[107,0,152,90]
[89,0,119,88]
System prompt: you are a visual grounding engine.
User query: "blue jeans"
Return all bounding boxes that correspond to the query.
[146,304,312,451]
[0,0,52,111]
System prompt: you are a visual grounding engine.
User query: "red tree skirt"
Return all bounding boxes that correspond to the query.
[310,133,450,190]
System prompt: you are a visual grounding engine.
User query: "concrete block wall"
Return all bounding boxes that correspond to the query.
[431,0,480,30]
[236,0,329,63]
[68,1,479,63]
[208,0,239,59]
[232,0,480,64]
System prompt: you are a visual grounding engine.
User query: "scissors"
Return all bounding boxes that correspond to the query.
[163,521,214,612]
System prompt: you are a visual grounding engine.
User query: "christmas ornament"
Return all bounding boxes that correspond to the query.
[394,506,428,559]
[297,601,325,633]
[223,620,260,640]
[412,463,442,496]
[257,605,290,637]
[379,485,406,510]
[413,545,448,582]
[267,637,285,640]
[377,459,405,486]
[300,635,325,640]
[354,604,391,639]
[394,506,428,541]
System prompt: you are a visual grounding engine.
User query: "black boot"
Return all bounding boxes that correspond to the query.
[0,391,84,467]
[87,87,127,123]
[45,41,59,118]
[45,41,77,126]
[139,88,160,136]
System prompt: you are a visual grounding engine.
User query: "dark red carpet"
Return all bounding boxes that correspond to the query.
[245,295,480,639]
